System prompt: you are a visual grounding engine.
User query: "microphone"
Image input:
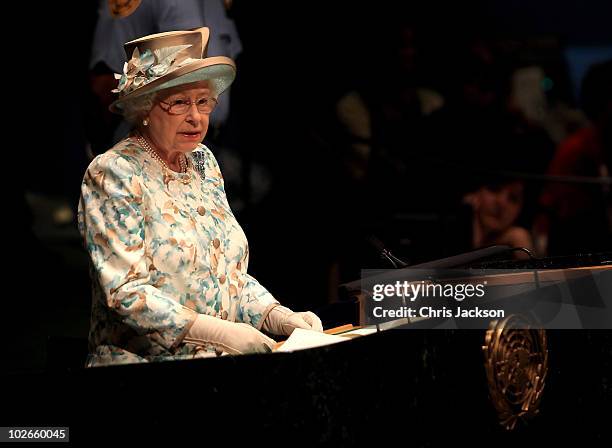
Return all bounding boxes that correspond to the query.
[367,235,408,269]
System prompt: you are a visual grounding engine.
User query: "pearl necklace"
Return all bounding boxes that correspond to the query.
[136,134,191,185]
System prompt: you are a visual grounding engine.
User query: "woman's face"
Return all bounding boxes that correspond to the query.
[476,181,524,233]
[146,85,213,153]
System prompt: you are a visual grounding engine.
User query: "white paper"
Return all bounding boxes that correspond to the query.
[275,328,349,352]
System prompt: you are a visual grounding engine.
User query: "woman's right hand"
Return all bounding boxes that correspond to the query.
[184,314,276,355]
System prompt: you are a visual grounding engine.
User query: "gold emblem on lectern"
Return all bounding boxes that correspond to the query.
[482,315,548,430]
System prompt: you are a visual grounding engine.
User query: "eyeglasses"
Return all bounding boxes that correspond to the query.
[159,97,218,115]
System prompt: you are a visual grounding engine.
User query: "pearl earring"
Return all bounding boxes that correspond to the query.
[143,118,149,126]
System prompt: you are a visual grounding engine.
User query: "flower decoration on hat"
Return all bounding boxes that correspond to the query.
[113,44,195,95]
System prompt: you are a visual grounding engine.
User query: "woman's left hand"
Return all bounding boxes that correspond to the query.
[262,305,324,336]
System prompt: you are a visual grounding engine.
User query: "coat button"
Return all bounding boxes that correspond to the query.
[197,206,206,216]
[213,238,220,248]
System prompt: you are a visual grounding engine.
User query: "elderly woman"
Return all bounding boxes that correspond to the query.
[78,28,323,367]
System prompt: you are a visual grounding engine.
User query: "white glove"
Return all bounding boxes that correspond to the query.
[262,305,324,336]
[184,314,276,355]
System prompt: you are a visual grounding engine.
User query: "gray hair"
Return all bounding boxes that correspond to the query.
[122,93,158,126]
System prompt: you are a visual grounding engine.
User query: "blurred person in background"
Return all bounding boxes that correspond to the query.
[534,59,612,255]
[464,176,534,257]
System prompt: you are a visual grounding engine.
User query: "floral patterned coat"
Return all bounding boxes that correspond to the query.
[78,138,278,366]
